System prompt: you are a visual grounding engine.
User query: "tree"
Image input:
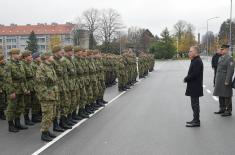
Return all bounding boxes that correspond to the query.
[218,19,235,45]
[201,31,219,53]
[26,31,38,53]
[50,35,61,50]
[98,9,124,52]
[82,8,100,49]
[150,28,176,59]
[173,20,197,53]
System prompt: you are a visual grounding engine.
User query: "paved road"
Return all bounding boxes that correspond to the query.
[1,59,235,155]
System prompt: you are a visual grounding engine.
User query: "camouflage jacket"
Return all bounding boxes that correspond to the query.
[22,60,34,91]
[35,62,59,101]
[5,59,27,95]
[63,56,77,91]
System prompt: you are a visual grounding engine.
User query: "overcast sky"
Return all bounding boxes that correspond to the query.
[0,0,233,36]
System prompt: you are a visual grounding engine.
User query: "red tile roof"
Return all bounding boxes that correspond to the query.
[0,24,75,36]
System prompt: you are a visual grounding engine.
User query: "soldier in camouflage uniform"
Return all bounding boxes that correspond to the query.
[35,52,58,142]
[21,50,35,126]
[73,47,89,119]
[5,48,28,132]
[63,45,78,125]
[51,46,70,131]
[94,52,108,105]
[117,55,128,91]
[75,50,90,118]
[31,52,42,123]
[0,53,7,120]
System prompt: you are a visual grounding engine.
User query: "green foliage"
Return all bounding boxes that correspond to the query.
[150,28,176,59]
[26,31,38,54]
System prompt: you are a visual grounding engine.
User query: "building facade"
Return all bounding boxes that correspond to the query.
[0,23,89,56]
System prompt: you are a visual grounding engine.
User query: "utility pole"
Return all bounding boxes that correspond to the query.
[229,0,233,55]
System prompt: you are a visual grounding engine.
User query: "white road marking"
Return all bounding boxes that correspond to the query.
[206,89,212,94]
[31,76,147,155]
[212,96,219,102]
[203,85,206,88]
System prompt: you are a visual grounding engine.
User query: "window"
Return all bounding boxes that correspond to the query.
[12,45,16,48]
[6,38,17,43]
[0,39,2,43]
[7,45,11,49]
[37,38,46,43]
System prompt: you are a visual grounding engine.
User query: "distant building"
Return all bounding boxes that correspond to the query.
[0,23,89,56]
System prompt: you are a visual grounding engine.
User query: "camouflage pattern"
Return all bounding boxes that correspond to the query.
[5,57,27,121]
[35,57,59,132]
[0,59,7,114]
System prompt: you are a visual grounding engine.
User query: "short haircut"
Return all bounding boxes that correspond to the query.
[191,46,199,53]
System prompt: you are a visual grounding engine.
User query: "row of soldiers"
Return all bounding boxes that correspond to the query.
[138,52,155,78]
[0,46,155,142]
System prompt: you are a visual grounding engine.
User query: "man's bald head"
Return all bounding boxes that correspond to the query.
[188,46,199,60]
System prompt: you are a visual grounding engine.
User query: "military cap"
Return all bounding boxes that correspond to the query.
[64,45,73,52]
[9,48,20,55]
[41,52,52,60]
[21,50,32,58]
[221,44,230,49]
[73,46,82,52]
[32,52,40,59]
[52,45,62,53]
[0,54,4,60]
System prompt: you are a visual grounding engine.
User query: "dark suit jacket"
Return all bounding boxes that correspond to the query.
[184,56,204,97]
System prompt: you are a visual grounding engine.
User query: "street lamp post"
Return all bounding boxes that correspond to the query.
[229,0,233,55]
[206,17,219,57]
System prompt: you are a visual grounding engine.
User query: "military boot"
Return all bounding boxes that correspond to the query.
[0,111,6,120]
[53,119,65,132]
[68,113,77,124]
[32,114,41,123]
[24,114,35,126]
[59,116,72,129]
[72,111,82,121]
[41,131,53,142]
[47,131,57,138]
[15,118,28,130]
[101,98,108,104]
[78,109,89,119]
[96,100,105,107]
[8,121,19,132]
[85,105,93,114]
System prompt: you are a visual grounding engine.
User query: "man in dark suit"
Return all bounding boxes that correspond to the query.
[184,46,204,127]
[212,49,222,86]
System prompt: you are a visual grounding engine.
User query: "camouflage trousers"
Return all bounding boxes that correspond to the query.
[31,91,41,115]
[79,82,88,109]
[0,92,6,112]
[24,94,32,115]
[59,91,70,117]
[6,94,24,121]
[118,70,127,89]
[91,75,99,102]
[40,101,56,132]
[69,90,77,113]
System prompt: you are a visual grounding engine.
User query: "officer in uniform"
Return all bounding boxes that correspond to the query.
[213,44,234,116]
